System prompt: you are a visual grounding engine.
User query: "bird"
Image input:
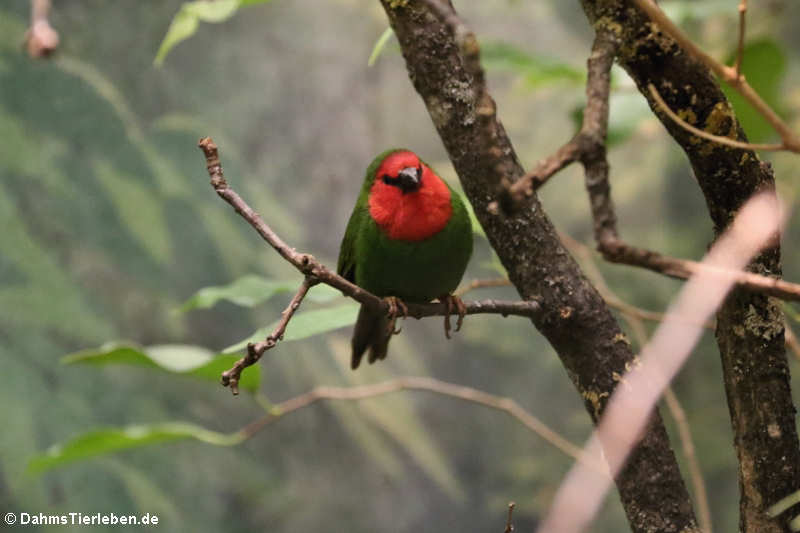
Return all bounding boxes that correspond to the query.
[337,148,473,369]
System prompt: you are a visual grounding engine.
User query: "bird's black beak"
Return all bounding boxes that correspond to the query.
[397,166,422,193]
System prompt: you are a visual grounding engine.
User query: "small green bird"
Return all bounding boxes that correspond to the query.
[337,149,473,369]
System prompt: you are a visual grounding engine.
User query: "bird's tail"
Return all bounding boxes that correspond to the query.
[351,305,392,369]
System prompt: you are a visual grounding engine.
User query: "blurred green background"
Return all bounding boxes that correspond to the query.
[2,0,800,531]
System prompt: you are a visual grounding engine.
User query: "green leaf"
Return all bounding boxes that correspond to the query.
[481,41,584,89]
[155,0,276,66]
[28,422,244,474]
[368,27,395,67]
[62,342,260,393]
[224,303,360,353]
[180,275,341,312]
[722,39,787,143]
[661,0,738,23]
[154,9,200,67]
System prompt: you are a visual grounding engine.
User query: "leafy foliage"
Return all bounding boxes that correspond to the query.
[155,0,276,66]
[481,41,584,89]
[62,342,261,393]
[180,274,341,311]
[723,39,787,143]
[224,303,360,353]
[29,422,243,474]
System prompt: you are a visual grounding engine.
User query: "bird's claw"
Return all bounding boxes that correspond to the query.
[440,294,467,339]
[384,296,408,336]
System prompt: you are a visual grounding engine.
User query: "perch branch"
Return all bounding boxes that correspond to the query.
[237,376,606,473]
[198,138,543,393]
[631,0,800,152]
[25,0,59,58]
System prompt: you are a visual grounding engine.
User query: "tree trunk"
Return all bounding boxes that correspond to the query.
[578,1,800,531]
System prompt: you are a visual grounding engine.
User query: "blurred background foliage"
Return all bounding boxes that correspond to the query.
[2,0,800,531]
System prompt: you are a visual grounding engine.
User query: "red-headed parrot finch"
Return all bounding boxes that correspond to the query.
[337,149,473,369]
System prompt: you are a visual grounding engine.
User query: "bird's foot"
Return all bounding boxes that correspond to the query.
[383,296,408,335]
[439,294,467,339]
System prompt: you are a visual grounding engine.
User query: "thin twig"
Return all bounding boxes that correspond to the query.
[504,502,516,533]
[198,138,543,392]
[648,84,785,152]
[507,141,580,200]
[734,0,748,78]
[25,0,59,58]
[222,278,317,394]
[631,0,800,152]
[505,34,617,206]
[664,389,714,533]
[236,376,607,474]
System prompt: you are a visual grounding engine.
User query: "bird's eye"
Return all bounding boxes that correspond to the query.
[381,174,393,185]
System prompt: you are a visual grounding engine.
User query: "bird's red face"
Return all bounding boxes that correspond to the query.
[369,150,453,242]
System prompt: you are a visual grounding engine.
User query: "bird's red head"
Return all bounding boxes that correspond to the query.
[369,150,453,242]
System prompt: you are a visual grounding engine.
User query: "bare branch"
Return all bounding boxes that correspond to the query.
[198,138,543,392]
[538,39,800,303]
[734,0,748,78]
[25,0,59,59]
[222,278,317,395]
[664,388,714,533]
[507,141,580,200]
[631,0,800,152]
[236,376,606,473]
[598,238,800,303]
[504,502,516,533]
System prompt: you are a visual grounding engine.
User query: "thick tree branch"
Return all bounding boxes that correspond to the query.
[580,2,800,531]
[380,2,698,532]
[630,0,800,152]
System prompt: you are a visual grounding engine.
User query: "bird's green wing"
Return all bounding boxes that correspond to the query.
[337,203,365,283]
